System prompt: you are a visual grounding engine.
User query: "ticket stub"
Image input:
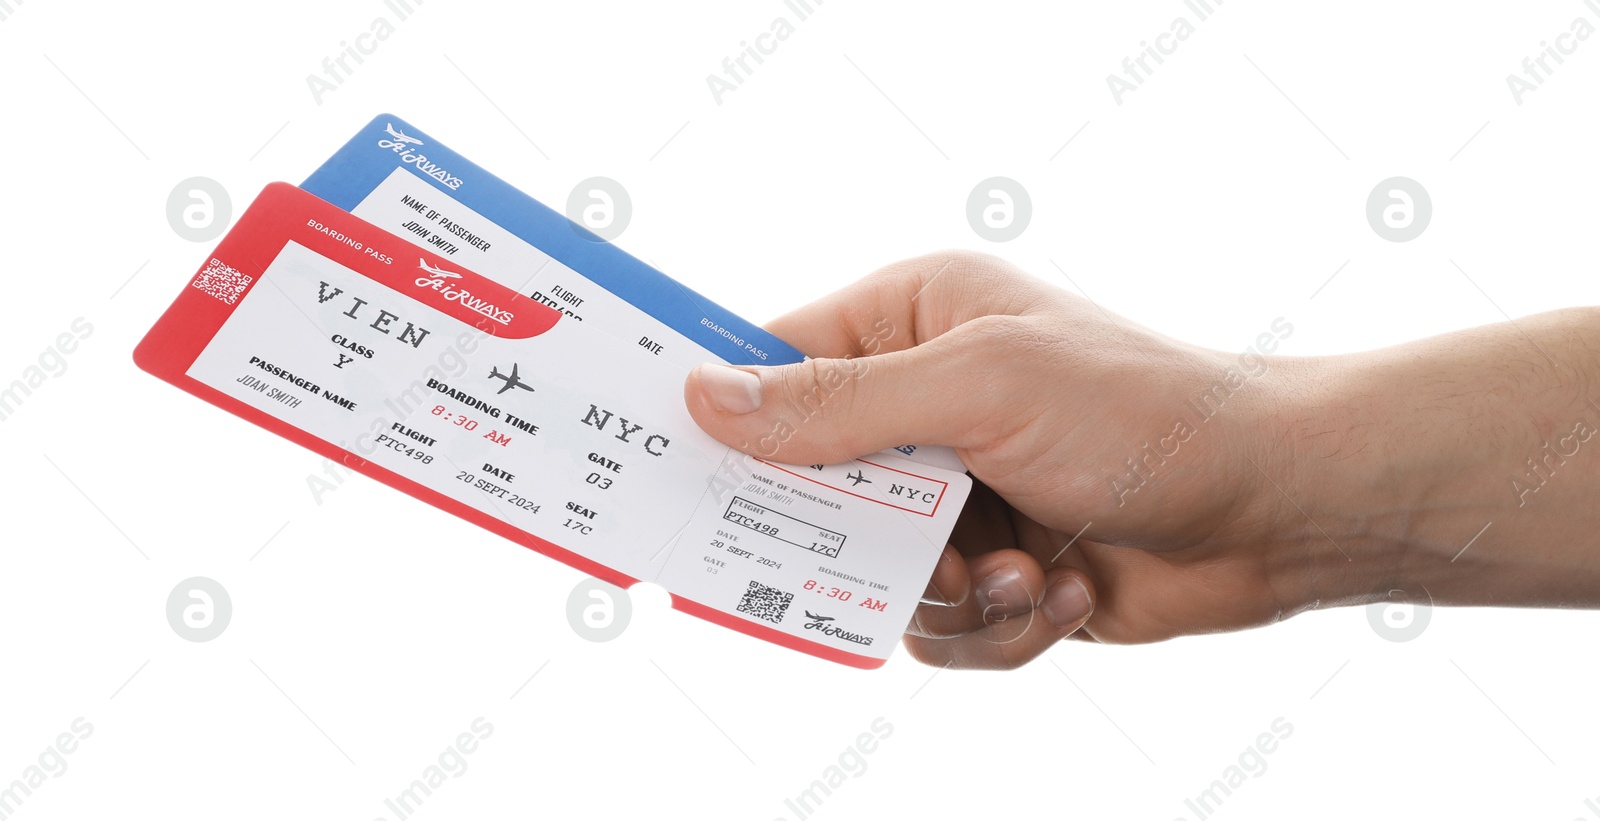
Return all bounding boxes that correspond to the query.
[301,114,965,473]
[133,183,971,668]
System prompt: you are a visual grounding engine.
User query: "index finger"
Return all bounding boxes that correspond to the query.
[762,250,1052,360]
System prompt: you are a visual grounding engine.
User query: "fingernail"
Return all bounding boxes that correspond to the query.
[975,566,1028,619]
[696,364,762,414]
[1043,577,1092,630]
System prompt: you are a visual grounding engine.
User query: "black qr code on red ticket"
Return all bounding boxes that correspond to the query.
[736,580,794,624]
[192,258,253,305]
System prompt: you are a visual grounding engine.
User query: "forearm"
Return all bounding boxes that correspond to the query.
[1257,307,1600,611]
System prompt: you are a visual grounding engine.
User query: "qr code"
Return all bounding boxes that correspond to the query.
[736,580,794,624]
[192,258,252,304]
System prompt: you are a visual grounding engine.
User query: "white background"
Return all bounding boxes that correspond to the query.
[2,1,1598,819]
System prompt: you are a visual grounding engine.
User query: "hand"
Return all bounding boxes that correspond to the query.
[683,252,1600,669]
[683,252,1300,668]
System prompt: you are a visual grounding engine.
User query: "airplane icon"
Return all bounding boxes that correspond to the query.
[845,470,872,487]
[804,611,834,622]
[488,363,534,395]
[418,258,461,279]
[385,123,423,145]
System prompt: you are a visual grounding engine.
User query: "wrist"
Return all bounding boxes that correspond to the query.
[1243,352,1455,614]
[1248,310,1600,615]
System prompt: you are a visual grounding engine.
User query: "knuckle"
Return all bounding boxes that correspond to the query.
[775,357,859,420]
[947,249,1031,288]
[875,249,1022,297]
[922,248,1014,277]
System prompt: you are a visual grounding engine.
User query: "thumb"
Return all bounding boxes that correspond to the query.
[684,325,999,465]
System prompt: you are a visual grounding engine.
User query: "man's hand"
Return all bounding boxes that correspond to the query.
[683,252,1600,669]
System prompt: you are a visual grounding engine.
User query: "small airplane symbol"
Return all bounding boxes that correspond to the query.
[804,611,834,622]
[846,470,872,487]
[488,363,534,395]
[418,258,461,279]
[385,123,423,145]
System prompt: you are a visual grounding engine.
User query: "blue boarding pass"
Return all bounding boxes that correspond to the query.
[301,114,965,473]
